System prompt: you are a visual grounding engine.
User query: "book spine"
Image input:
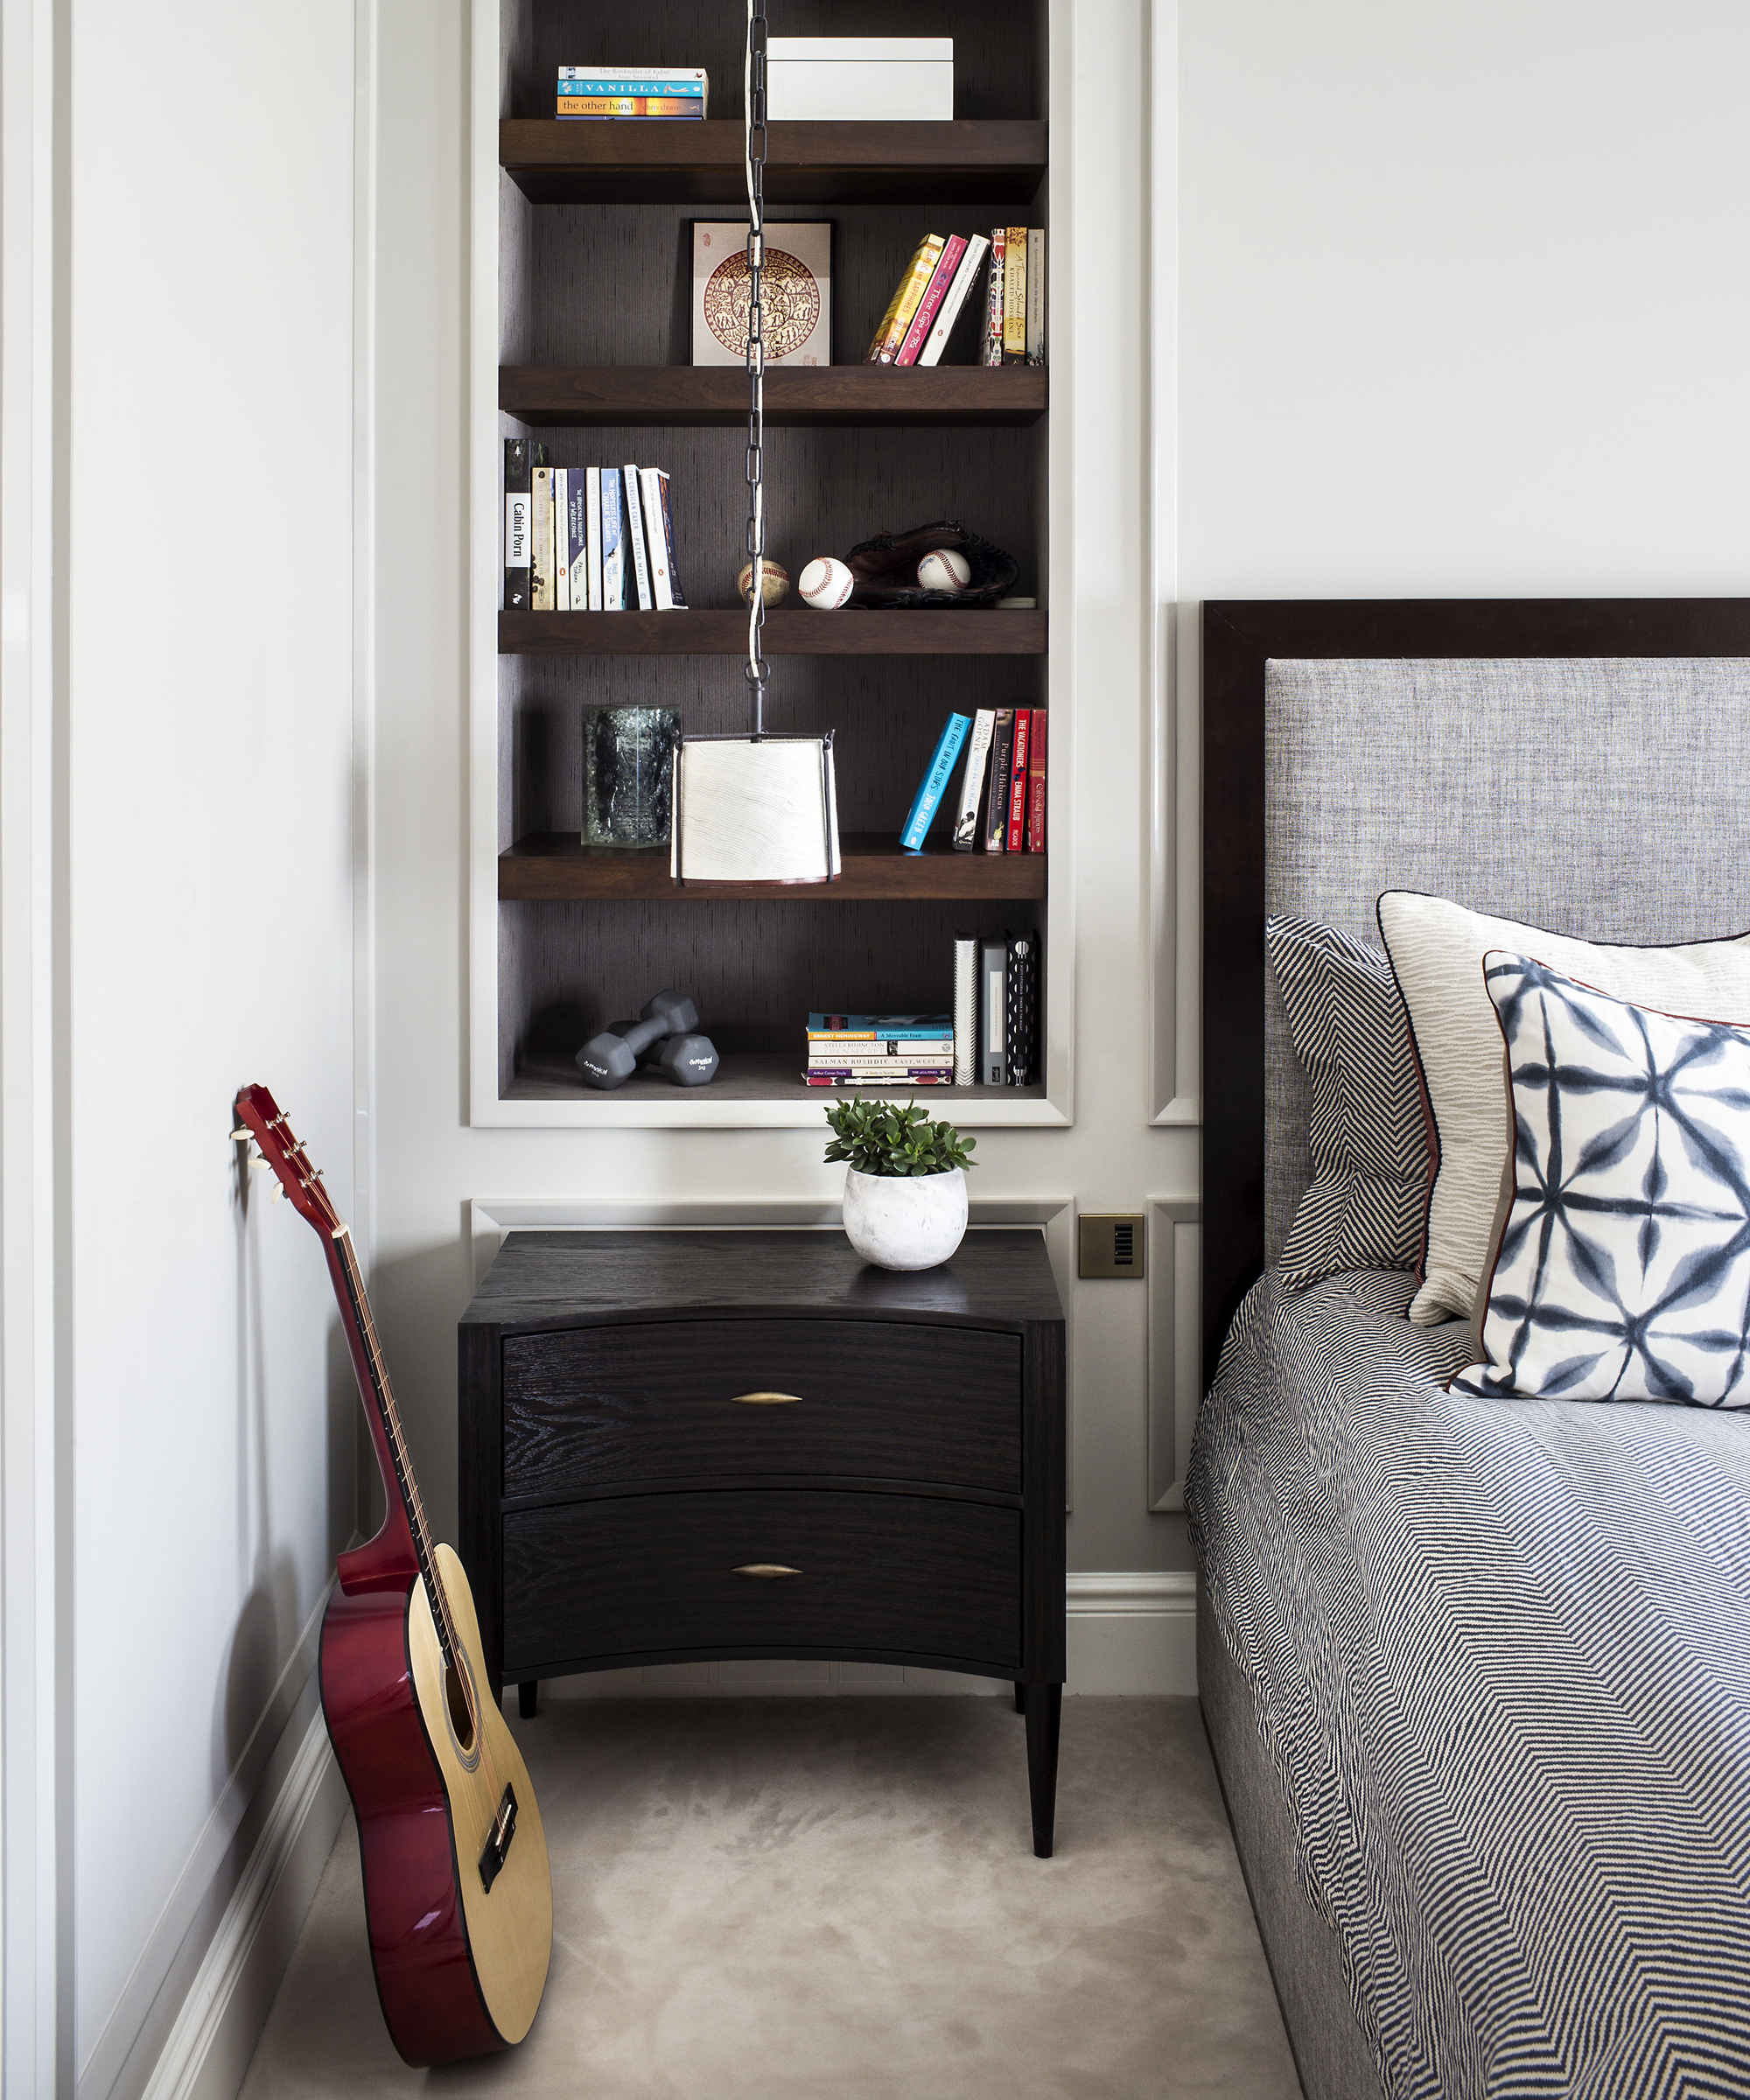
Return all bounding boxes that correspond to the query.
[1026,709,1046,851]
[979,938,1007,1085]
[917,234,989,368]
[808,1060,956,1076]
[900,712,972,851]
[1026,228,1046,367]
[953,933,977,1084]
[1004,709,1031,851]
[558,67,709,84]
[981,231,1006,367]
[804,1074,955,1087]
[1003,227,1027,363]
[503,438,531,610]
[557,95,705,117]
[599,467,624,608]
[654,469,687,608]
[807,1040,956,1057]
[951,708,996,850]
[983,709,1015,851]
[867,235,945,364]
[1005,931,1040,1086]
[564,472,586,609]
[553,468,570,610]
[623,463,654,610]
[639,469,673,609]
[895,235,967,367]
[530,465,555,610]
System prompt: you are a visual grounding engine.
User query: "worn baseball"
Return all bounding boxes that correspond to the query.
[737,557,790,606]
[798,556,855,610]
[917,547,972,592]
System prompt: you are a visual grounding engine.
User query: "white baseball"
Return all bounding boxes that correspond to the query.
[917,547,972,592]
[798,556,855,610]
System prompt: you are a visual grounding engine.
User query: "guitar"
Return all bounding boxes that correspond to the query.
[234,1084,551,2065]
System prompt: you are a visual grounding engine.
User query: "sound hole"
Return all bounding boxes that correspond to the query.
[445,1659,476,1754]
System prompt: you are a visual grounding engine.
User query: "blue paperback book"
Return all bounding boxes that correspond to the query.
[900,713,971,852]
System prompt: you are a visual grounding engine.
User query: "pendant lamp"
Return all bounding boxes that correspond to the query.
[671,0,842,886]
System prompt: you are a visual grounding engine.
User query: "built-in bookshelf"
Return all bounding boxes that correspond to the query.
[472,0,1067,1127]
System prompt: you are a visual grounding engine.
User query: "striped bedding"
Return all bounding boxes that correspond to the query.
[1187,1266,1750,2100]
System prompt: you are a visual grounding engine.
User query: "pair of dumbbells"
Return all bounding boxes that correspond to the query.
[575,990,720,1091]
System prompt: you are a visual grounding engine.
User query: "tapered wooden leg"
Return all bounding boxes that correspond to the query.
[1022,1681,1062,1858]
[518,1680,538,1719]
[1014,1681,1026,1714]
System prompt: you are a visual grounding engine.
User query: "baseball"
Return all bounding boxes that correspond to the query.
[737,557,790,607]
[798,556,855,610]
[917,547,972,592]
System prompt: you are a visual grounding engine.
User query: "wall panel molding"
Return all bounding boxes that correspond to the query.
[1145,1199,1202,1510]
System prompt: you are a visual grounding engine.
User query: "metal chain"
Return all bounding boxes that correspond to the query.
[743,0,768,738]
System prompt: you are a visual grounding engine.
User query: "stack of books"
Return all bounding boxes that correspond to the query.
[804,1014,956,1088]
[954,933,1040,1087]
[980,229,1046,368]
[864,234,991,368]
[503,441,686,612]
[557,67,708,119]
[900,708,1047,854]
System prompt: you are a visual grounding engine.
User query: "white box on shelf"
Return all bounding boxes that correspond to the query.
[766,38,953,122]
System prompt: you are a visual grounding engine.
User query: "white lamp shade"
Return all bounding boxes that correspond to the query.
[672,737,842,883]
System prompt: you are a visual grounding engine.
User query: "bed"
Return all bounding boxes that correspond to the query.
[1188,601,1750,2100]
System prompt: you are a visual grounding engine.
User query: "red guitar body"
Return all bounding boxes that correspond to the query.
[319,1568,502,2065]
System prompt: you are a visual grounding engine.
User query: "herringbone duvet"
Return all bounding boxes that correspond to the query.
[1188,1267,1750,2099]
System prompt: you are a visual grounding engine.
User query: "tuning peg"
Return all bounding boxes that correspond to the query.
[250,1156,272,1170]
[230,1127,250,1142]
[270,1184,284,1201]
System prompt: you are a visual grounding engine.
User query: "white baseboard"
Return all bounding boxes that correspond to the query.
[140,1709,346,2100]
[536,1572,1199,1702]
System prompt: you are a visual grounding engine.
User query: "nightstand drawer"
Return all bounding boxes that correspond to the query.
[500,1320,1021,1498]
[501,1489,1022,1672]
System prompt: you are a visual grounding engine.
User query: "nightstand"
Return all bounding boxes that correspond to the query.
[458,1228,1068,1855]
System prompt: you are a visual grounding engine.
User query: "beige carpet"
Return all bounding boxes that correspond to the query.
[242,1695,1302,2099]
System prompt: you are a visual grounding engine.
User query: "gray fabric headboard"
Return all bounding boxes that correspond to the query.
[1262,656,1750,1258]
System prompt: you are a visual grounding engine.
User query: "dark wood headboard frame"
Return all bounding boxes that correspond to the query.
[1200,596,1750,1377]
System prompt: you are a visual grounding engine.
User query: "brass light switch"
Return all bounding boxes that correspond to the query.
[1078,1213,1145,1279]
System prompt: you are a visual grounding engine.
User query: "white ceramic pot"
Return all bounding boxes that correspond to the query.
[842,1166,968,1271]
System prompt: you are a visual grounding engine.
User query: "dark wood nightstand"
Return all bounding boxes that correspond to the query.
[458,1228,1068,1855]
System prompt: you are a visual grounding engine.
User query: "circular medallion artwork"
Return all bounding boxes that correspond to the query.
[702,248,821,360]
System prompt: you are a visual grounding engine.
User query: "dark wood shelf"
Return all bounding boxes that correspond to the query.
[500,832,1047,903]
[500,365,1047,430]
[504,1050,1046,1105]
[498,609,1046,656]
[500,119,1048,206]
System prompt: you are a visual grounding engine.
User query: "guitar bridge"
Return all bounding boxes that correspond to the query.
[478,1783,517,1893]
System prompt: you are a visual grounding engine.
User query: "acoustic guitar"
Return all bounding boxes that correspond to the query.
[234,1084,551,2065]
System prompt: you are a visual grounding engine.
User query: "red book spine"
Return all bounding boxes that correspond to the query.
[1004,709,1031,851]
[895,236,967,367]
[1026,710,1046,850]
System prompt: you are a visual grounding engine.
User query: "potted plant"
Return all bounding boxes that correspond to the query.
[823,1098,977,1271]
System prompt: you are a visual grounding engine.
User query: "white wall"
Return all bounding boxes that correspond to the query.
[66,4,358,2093]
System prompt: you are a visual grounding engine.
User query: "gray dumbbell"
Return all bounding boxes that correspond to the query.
[575,990,699,1090]
[602,1016,720,1088]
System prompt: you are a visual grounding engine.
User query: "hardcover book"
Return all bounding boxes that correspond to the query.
[868,235,945,364]
[1005,929,1040,1085]
[558,66,708,118]
[982,231,1006,368]
[808,1013,952,1040]
[1026,709,1047,851]
[599,467,625,609]
[979,937,1007,1084]
[1003,227,1028,363]
[1026,228,1046,367]
[553,467,571,611]
[895,235,967,367]
[900,713,971,850]
[530,464,555,611]
[622,462,654,610]
[692,221,831,368]
[983,709,1015,851]
[585,466,604,611]
[1005,709,1032,852]
[951,709,996,850]
[503,438,531,611]
[953,934,978,1084]
[652,469,688,609]
[566,472,590,611]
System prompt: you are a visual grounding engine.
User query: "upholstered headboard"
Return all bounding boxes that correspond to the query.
[1201,600,1750,1375]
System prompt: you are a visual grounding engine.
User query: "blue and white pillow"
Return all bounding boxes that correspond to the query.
[1453,952,1750,1409]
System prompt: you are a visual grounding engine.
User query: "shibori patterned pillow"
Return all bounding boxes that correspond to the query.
[1266,916,1433,1292]
[1452,952,1750,1409]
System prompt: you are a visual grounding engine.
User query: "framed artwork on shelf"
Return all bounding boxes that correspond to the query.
[691,220,833,368]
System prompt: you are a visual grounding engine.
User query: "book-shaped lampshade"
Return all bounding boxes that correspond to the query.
[671,734,842,884]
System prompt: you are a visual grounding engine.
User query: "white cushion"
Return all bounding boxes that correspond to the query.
[1376,892,1750,1325]
[1452,955,1750,1408]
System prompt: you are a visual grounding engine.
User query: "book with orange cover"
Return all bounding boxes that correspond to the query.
[866,235,946,364]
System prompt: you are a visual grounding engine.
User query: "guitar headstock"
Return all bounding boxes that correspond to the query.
[233,1084,339,1236]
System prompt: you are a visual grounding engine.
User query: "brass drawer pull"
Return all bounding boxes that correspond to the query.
[730,1390,802,1405]
[732,1564,802,1578]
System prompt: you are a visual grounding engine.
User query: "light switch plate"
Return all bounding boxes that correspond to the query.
[1078,1213,1145,1279]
